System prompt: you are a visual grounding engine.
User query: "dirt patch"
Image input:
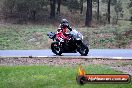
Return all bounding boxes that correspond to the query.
[0,57,132,75]
[126,41,132,48]
[111,65,132,75]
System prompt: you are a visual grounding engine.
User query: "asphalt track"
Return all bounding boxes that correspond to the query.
[0,49,132,59]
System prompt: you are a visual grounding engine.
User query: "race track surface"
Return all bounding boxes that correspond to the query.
[0,49,132,59]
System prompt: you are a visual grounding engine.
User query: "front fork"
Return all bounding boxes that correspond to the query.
[76,40,83,47]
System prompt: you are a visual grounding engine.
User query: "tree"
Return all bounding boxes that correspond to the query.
[67,0,80,12]
[102,0,116,6]
[92,0,100,21]
[128,0,132,8]
[128,0,132,23]
[2,0,16,19]
[80,0,83,14]
[2,0,49,22]
[57,0,61,13]
[85,0,92,26]
[102,0,118,23]
[50,0,56,19]
[114,0,123,23]
[107,0,111,24]
[97,0,99,21]
[129,8,132,24]
[3,0,15,14]
[16,0,47,21]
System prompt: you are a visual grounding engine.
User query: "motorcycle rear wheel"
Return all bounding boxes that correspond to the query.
[51,42,62,56]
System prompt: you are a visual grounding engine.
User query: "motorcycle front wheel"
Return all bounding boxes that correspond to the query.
[51,42,62,56]
[77,43,89,56]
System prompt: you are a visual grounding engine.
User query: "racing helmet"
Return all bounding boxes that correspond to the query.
[61,19,69,28]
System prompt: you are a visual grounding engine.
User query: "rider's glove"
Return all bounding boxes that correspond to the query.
[60,38,64,42]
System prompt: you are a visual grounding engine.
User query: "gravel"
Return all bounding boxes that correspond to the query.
[0,57,132,75]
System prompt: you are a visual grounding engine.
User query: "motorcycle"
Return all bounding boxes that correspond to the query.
[47,29,89,56]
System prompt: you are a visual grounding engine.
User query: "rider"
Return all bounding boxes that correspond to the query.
[56,19,72,42]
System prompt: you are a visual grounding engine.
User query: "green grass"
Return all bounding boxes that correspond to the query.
[0,20,131,49]
[0,24,56,49]
[0,65,131,88]
[81,23,132,49]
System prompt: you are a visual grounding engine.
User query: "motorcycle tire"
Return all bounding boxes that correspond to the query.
[51,42,62,56]
[77,43,89,56]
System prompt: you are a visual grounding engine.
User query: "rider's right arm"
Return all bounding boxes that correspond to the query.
[67,25,72,31]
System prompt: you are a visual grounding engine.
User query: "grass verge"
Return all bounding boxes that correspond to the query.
[0,65,131,88]
[0,22,131,49]
[0,24,55,49]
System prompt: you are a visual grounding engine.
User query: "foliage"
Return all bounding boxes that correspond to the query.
[128,0,132,21]
[0,0,131,24]
[67,0,80,12]
[114,0,123,23]
[114,1,123,14]
[128,0,132,8]
[101,0,117,5]
[2,0,50,21]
